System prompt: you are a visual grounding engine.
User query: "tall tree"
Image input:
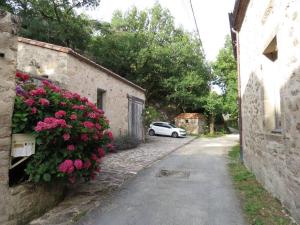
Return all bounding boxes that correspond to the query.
[89,4,210,111]
[2,0,99,51]
[203,91,223,134]
[212,35,238,119]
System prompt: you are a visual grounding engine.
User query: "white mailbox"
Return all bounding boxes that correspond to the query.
[11,134,36,157]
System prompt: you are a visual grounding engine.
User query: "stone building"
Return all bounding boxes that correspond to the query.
[0,13,146,224]
[230,0,300,223]
[17,37,146,140]
[175,113,206,135]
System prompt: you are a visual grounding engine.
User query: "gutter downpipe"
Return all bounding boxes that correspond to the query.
[231,27,244,162]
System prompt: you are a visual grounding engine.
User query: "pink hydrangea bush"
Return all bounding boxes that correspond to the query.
[13,72,114,183]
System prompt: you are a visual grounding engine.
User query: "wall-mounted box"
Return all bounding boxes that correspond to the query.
[11,134,35,157]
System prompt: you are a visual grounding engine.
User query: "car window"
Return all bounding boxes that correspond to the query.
[153,123,162,127]
[162,124,171,128]
[169,124,176,128]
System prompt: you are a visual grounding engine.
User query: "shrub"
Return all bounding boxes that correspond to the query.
[12,72,114,183]
[113,134,140,151]
[142,106,161,128]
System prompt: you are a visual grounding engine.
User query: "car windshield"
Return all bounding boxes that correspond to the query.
[169,124,177,128]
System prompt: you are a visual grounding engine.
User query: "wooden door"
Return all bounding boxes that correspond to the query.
[128,95,144,141]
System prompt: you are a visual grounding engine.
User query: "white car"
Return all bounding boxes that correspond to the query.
[148,122,187,138]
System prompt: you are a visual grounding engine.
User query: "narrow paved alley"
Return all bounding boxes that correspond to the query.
[77,135,245,225]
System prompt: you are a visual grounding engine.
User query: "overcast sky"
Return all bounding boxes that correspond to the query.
[82,0,235,62]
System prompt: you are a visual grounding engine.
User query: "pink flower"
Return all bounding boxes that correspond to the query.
[81,133,89,142]
[67,165,74,174]
[58,162,68,173]
[35,117,67,131]
[58,159,73,174]
[88,112,97,119]
[31,107,37,114]
[67,144,75,151]
[93,134,99,140]
[30,87,46,96]
[16,72,30,81]
[106,143,114,150]
[83,121,94,129]
[91,153,98,161]
[91,153,101,163]
[60,102,67,107]
[55,110,66,118]
[42,80,51,86]
[98,148,105,158]
[83,160,91,169]
[63,133,70,141]
[74,159,83,170]
[72,105,85,110]
[95,124,101,130]
[73,93,81,100]
[24,98,34,106]
[107,131,113,140]
[50,86,61,93]
[70,114,77,120]
[64,159,73,167]
[81,97,88,103]
[39,98,49,106]
[63,92,73,99]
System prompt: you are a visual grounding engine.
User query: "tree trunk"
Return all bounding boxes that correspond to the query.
[209,115,215,135]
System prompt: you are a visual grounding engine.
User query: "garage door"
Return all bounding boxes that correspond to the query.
[128,95,145,141]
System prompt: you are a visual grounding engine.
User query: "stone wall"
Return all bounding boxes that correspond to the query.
[239,0,300,222]
[17,41,146,137]
[0,10,18,224]
[175,118,205,135]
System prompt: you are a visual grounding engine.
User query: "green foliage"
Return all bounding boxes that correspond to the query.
[202,92,223,117]
[142,106,162,128]
[13,72,113,184]
[212,35,238,119]
[88,4,210,111]
[3,0,98,51]
[113,134,140,151]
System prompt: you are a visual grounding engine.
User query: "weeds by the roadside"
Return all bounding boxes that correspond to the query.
[228,145,296,225]
[202,132,226,138]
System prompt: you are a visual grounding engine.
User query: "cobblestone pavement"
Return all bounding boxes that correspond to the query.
[29,135,196,225]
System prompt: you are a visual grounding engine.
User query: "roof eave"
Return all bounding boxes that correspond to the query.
[232,0,250,31]
[17,37,146,93]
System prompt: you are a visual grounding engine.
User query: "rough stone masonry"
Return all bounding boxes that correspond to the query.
[232,0,300,223]
[0,10,18,224]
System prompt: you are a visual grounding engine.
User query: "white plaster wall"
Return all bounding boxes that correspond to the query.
[239,0,300,222]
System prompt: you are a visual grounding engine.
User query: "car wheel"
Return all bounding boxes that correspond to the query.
[149,129,155,136]
[172,132,178,138]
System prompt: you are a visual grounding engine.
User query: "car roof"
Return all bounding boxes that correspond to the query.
[152,121,170,124]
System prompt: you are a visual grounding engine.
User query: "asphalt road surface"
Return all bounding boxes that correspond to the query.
[77,135,245,225]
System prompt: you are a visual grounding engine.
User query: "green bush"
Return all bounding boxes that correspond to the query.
[142,106,162,127]
[113,134,141,151]
[13,72,113,183]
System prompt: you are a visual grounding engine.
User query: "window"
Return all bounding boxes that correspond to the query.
[185,119,189,123]
[263,36,277,61]
[262,35,281,132]
[97,88,105,109]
